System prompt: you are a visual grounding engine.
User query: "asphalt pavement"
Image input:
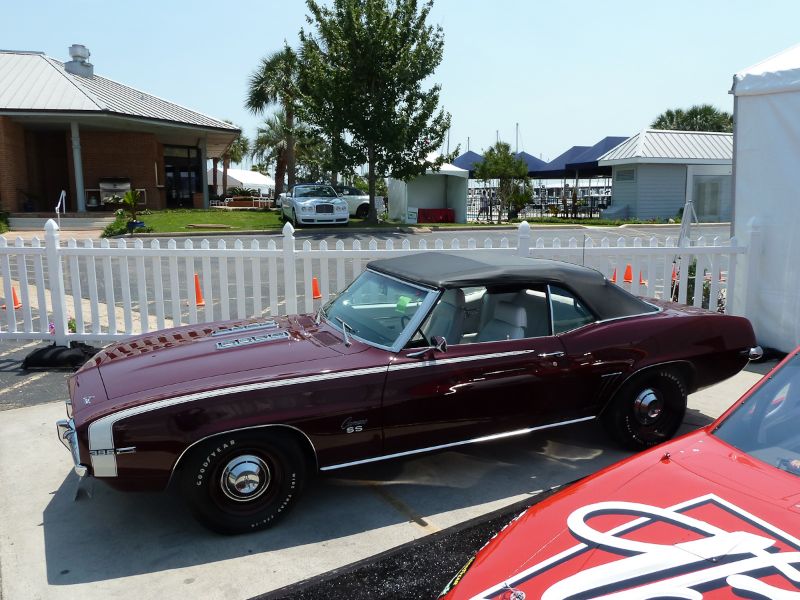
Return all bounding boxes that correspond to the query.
[0,336,777,600]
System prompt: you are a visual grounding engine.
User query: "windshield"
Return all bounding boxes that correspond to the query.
[294,185,337,198]
[322,270,435,349]
[714,354,800,477]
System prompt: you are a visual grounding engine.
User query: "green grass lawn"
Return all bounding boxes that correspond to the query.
[104,208,410,236]
[102,208,669,237]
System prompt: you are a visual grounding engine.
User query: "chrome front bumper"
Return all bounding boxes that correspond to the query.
[56,418,88,477]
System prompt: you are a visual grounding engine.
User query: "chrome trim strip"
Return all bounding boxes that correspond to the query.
[600,371,622,378]
[593,303,663,326]
[211,320,278,337]
[215,330,289,350]
[319,416,597,471]
[168,423,319,485]
[390,349,536,371]
[87,348,543,477]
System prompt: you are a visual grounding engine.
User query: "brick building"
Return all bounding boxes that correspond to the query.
[0,45,239,214]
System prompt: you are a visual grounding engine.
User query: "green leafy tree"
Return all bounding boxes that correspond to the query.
[247,46,300,190]
[473,142,528,222]
[651,104,732,132]
[221,121,249,197]
[298,0,451,223]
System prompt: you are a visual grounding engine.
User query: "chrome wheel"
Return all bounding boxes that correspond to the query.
[220,454,271,502]
[601,370,687,450]
[632,388,663,425]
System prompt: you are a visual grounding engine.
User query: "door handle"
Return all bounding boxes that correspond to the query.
[538,351,565,358]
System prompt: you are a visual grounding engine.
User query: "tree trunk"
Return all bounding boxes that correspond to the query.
[367,144,377,224]
[222,157,229,197]
[274,152,286,199]
[286,105,296,190]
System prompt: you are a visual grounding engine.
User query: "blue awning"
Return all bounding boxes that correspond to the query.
[564,136,628,176]
[515,151,548,175]
[452,151,484,176]
[529,146,590,179]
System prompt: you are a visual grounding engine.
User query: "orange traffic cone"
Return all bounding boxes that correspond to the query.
[1,287,22,310]
[194,273,205,307]
[623,264,633,284]
[610,268,617,283]
[639,271,648,286]
[311,276,322,300]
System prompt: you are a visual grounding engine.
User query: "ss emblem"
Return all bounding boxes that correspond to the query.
[341,417,367,434]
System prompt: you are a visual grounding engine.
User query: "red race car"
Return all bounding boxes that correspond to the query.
[56,252,758,534]
[440,348,800,600]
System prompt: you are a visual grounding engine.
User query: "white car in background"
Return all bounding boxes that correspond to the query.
[334,185,371,218]
[281,184,349,226]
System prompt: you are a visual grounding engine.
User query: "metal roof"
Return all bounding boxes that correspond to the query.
[598,130,732,165]
[0,50,237,132]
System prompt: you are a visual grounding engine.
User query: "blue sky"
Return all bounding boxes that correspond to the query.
[3,0,799,164]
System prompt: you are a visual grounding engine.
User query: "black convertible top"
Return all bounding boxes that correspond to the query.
[367,251,657,320]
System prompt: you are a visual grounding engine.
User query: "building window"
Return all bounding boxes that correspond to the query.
[164,145,201,208]
[616,168,635,182]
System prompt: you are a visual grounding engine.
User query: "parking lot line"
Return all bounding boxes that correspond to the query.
[0,371,48,397]
[369,484,441,533]
[0,340,40,358]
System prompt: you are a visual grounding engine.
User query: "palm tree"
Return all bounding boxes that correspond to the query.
[252,112,289,198]
[651,104,732,132]
[246,45,299,190]
[221,121,250,197]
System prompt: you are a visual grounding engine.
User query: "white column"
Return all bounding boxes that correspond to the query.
[70,122,86,212]
[199,137,209,209]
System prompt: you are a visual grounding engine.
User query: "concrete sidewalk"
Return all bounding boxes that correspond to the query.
[0,361,773,600]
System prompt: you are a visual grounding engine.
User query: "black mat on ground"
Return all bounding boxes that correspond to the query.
[254,487,560,600]
[22,342,101,370]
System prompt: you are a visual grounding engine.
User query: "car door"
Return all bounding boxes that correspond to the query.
[549,284,658,415]
[380,286,590,455]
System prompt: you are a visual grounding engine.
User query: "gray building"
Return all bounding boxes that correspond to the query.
[598,130,733,222]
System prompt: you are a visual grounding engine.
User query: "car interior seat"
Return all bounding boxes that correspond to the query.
[422,288,466,345]
[477,301,527,342]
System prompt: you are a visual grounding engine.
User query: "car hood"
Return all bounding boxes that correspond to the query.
[78,315,359,405]
[444,431,800,599]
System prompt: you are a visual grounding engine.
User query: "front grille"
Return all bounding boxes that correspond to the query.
[315,204,334,214]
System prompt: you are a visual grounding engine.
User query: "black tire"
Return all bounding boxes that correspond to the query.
[355,204,370,219]
[291,209,299,228]
[601,369,687,450]
[180,431,306,534]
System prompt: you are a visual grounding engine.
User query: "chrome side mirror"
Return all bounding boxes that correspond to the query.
[406,335,448,359]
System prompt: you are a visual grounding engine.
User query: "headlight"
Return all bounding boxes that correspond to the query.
[336,204,348,213]
[301,205,314,213]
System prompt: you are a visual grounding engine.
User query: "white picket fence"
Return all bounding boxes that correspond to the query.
[0,220,746,345]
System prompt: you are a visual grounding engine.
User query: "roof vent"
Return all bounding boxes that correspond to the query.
[65,44,93,78]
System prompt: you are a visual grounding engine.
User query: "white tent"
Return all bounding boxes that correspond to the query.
[208,168,275,196]
[730,43,800,351]
[388,157,469,223]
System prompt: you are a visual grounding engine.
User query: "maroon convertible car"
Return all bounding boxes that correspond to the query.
[56,252,759,534]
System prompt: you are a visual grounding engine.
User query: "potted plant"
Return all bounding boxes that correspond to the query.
[110,190,145,234]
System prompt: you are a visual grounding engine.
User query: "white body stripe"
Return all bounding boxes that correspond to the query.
[87,349,540,477]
